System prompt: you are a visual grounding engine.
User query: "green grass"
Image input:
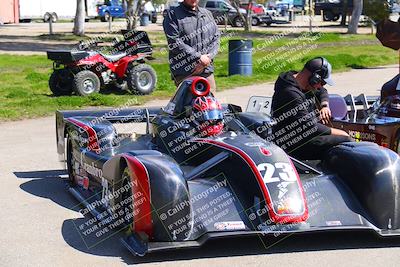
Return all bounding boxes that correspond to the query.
[0,32,397,121]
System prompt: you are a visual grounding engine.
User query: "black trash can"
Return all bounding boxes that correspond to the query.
[228,39,252,76]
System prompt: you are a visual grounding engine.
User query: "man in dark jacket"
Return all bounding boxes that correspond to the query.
[271,57,351,159]
[163,0,220,92]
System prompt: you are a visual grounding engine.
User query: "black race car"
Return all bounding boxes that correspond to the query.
[56,77,400,256]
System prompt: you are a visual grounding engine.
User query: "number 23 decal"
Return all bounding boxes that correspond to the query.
[257,163,297,184]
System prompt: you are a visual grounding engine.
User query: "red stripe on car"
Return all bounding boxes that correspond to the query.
[194,139,308,224]
[124,154,153,238]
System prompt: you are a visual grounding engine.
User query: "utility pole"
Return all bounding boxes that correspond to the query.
[308,0,312,33]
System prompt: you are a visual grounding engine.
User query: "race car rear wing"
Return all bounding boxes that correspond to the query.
[56,107,162,123]
[55,107,162,156]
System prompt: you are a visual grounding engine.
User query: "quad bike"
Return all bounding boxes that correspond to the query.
[47,30,157,96]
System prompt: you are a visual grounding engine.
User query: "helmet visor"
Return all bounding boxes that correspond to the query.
[199,109,224,121]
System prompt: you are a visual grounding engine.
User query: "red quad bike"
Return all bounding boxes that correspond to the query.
[47,31,157,96]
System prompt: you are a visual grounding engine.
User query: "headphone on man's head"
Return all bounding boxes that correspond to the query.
[307,57,328,86]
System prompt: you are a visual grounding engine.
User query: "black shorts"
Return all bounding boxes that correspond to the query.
[287,135,352,160]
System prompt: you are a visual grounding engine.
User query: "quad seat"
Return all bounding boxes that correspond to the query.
[101,52,127,62]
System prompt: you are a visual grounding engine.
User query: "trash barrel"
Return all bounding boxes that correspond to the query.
[228,39,253,76]
[140,14,150,26]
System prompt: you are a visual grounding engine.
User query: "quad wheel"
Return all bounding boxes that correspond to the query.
[127,64,157,95]
[73,70,101,96]
[49,69,73,96]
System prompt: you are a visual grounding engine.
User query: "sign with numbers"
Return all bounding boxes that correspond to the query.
[246,96,272,115]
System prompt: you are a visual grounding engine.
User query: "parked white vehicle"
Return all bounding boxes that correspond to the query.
[264,7,278,17]
[19,0,99,22]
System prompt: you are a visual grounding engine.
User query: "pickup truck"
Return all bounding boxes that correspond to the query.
[98,0,157,23]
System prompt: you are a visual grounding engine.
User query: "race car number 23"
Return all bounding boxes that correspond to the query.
[257,163,297,184]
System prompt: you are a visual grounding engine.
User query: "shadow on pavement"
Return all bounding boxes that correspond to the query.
[17,170,80,212]
[14,169,66,179]
[15,169,400,264]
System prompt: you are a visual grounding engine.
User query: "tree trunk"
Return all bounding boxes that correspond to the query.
[340,0,348,26]
[73,0,85,36]
[245,0,253,32]
[127,0,141,30]
[231,0,250,31]
[348,0,363,34]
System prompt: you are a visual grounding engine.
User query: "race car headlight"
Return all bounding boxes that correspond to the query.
[277,197,303,215]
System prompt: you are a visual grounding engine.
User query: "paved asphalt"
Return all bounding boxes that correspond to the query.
[1,65,400,266]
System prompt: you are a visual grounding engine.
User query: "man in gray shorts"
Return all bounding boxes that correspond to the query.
[163,0,220,92]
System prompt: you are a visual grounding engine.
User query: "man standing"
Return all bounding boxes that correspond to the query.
[271,57,351,159]
[163,0,220,92]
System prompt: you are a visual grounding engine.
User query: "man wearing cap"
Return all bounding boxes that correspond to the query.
[271,57,351,159]
[163,0,220,92]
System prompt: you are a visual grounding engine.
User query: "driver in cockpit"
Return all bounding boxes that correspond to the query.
[190,95,225,138]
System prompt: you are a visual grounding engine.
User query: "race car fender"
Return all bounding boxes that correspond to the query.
[324,142,400,230]
[103,151,192,241]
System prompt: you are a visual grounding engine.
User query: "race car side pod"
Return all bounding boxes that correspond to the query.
[121,151,231,256]
[324,142,400,232]
[103,151,193,254]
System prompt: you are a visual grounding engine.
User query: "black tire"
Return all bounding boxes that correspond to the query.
[127,64,157,95]
[332,15,340,21]
[104,12,111,22]
[72,70,101,96]
[151,12,157,23]
[100,16,107,22]
[266,22,272,26]
[43,12,51,22]
[114,80,128,91]
[251,17,260,26]
[49,69,73,96]
[116,167,134,227]
[66,135,77,186]
[43,12,57,23]
[323,10,335,21]
[51,12,58,23]
[232,16,244,27]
